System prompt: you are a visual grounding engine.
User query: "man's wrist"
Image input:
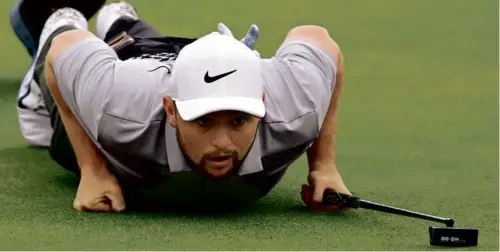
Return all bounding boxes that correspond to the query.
[79,160,110,178]
[309,161,338,172]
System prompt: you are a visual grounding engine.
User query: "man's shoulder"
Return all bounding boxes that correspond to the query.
[258,111,317,159]
[257,38,337,159]
[103,57,171,121]
[258,58,322,158]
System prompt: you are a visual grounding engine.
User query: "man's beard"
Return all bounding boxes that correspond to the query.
[176,129,243,180]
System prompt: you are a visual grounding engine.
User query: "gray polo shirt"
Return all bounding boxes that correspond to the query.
[53,35,336,202]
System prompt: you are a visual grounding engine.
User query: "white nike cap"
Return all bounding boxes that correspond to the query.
[169,32,265,121]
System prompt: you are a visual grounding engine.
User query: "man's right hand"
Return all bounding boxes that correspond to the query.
[73,167,125,212]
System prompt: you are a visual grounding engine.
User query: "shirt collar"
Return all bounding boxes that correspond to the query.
[165,122,263,175]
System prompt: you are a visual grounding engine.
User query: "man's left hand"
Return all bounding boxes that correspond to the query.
[301,165,351,212]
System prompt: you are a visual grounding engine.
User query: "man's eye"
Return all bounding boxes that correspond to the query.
[233,116,248,126]
[197,117,211,126]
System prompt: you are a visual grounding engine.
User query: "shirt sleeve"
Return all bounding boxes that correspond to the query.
[259,39,337,156]
[52,36,119,140]
[274,39,337,127]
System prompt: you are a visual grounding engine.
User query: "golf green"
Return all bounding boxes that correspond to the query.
[0,0,498,250]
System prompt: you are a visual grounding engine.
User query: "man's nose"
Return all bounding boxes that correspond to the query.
[212,128,232,149]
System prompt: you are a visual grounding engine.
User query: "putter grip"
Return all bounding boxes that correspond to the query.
[322,189,360,208]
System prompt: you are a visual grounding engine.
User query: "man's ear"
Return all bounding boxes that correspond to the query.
[163,96,177,127]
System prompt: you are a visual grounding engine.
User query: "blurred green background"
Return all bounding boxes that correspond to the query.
[0,0,498,250]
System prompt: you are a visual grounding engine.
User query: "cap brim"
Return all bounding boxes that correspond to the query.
[175,97,265,121]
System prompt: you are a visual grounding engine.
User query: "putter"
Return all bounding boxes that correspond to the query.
[322,189,479,247]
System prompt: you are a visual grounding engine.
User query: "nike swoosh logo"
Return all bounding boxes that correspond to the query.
[204,69,237,83]
[148,65,171,74]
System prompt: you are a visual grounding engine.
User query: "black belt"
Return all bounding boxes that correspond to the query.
[107,31,197,60]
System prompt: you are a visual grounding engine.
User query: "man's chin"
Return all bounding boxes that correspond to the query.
[203,166,234,179]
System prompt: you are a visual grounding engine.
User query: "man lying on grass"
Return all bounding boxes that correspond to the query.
[11,0,351,212]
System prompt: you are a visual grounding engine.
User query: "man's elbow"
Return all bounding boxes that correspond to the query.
[286,25,342,64]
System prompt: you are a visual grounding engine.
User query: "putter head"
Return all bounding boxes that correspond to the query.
[321,190,478,247]
[429,226,479,247]
[322,189,360,208]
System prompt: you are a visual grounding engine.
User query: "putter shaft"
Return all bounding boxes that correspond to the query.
[358,199,454,227]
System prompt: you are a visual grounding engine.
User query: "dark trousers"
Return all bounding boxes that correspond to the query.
[36,18,195,175]
[12,0,106,57]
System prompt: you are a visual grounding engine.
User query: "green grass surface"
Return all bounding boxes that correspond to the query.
[0,0,498,250]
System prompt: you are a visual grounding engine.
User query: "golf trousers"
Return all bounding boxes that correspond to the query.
[36,18,196,175]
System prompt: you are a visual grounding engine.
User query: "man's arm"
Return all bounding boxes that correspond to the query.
[283,26,343,173]
[45,29,125,212]
[282,26,350,208]
[45,29,108,176]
